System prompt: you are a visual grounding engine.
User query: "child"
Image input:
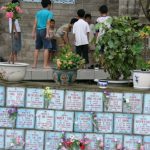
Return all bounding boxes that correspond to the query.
[56,18,78,49]
[73,9,90,65]
[9,0,22,63]
[32,0,53,69]
[96,5,112,53]
[48,19,57,61]
[85,13,95,50]
[85,13,96,68]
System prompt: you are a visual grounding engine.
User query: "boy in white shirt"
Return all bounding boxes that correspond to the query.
[73,9,90,64]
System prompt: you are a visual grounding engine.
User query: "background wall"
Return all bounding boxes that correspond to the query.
[0,0,147,62]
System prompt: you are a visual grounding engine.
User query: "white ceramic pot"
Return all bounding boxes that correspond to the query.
[0,62,29,82]
[133,70,150,89]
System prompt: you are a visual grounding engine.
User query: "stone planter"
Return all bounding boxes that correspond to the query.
[53,69,77,85]
[133,70,150,89]
[0,62,29,82]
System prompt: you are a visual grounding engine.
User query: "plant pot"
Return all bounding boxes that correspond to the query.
[0,62,29,82]
[53,69,77,85]
[133,70,150,89]
[96,79,132,87]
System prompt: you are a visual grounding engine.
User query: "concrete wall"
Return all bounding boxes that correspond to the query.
[0,0,147,62]
[0,84,150,149]
[0,0,118,62]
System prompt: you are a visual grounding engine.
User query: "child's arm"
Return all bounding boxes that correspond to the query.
[32,19,37,39]
[63,31,69,44]
[46,20,50,39]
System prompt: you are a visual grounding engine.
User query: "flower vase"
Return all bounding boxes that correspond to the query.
[45,98,50,108]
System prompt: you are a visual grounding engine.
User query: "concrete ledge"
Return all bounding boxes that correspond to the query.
[24,68,109,81]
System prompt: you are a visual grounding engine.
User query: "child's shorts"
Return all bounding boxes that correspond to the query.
[36,29,52,49]
[12,32,21,52]
[49,39,57,52]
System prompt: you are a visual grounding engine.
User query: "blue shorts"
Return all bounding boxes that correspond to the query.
[36,29,52,49]
[49,39,57,52]
[12,32,21,53]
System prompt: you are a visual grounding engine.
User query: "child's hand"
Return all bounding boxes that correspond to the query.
[14,32,18,39]
[46,33,50,39]
[32,32,36,39]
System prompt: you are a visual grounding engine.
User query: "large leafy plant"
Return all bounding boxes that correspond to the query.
[56,45,85,70]
[95,16,144,80]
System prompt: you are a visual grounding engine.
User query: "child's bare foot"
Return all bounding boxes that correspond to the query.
[43,66,50,69]
[32,65,37,69]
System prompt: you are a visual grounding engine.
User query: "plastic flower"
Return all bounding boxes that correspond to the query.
[15,6,23,13]
[99,141,104,149]
[55,44,85,70]
[1,2,23,20]
[43,87,52,108]
[140,145,144,150]
[6,12,13,19]
[7,107,18,121]
[0,6,7,10]
[44,87,52,99]
[116,144,122,150]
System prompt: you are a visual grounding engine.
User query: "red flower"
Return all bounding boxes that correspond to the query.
[80,143,85,150]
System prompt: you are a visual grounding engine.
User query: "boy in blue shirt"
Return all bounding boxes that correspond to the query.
[32,0,53,69]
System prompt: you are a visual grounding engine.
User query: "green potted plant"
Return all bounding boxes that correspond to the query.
[133,25,150,89]
[95,16,144,82]
[53,45,85,85]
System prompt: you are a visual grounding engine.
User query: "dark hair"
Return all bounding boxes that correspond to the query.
[50,19,55,23]
[77,9,85,18]
[41,0,51,8]
[70,18,78,24]
[99,5,108,14]
[12,0,20,4]
[85,13,92,19]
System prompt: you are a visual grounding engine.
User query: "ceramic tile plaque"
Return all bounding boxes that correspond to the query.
[0,86,5,106]
[26,88,44,108]
[123,93,143,113]
[84,92,103,112]
[45,132,62,150]
[134,115,150,135]
[74,112,93,132]
[104,134,123,150]
[0,129,4,149]
[48,89,64,110]
[55,111,74,131]
[66,133,83,139]
[25,130,44,150]
[53,0,76,4]
[16,109,35,129]
[36,110,54,130]
[144,136,150,150]
[85,133,103,150]
[65,90,84,111]
[6,87,25,107]
[144,94,150,114]
[5,129,24,150]
[114,114,133,134]
[124,135,142,150]
[94,113,113,133]
[105,93,123,112]
[0,108,14,128]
